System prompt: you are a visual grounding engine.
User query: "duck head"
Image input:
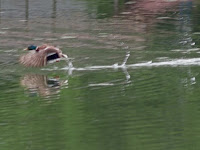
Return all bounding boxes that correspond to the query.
[28,45,37,50]
[24,45,39,51]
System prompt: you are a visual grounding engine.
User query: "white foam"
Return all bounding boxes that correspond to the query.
[89,83,114,87]
[60,58,200,71]
[128,58,200,68]
[60,36,77,39]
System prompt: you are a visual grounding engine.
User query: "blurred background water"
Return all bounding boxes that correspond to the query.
[0,0,200,150]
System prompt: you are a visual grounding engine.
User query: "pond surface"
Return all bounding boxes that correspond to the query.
[0,0,200,149]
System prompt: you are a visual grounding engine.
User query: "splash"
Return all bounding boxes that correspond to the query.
[121,51,130,67]
[47,53,200,72]
[43,52,200,84]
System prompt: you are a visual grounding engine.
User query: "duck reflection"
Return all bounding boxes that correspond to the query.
[21,74,67,97]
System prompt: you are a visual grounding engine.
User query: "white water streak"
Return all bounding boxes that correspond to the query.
[121,51,130,66]
[89,83,114,87]
[61,58,200,71]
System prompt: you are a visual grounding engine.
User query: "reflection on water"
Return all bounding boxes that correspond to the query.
[20,74,67,97]
[25,0,29,21]
[0,0,200,150]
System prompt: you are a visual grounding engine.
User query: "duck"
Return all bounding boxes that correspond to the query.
[20,44,68,67]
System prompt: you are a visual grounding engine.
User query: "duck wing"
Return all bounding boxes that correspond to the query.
[19,50,47,67]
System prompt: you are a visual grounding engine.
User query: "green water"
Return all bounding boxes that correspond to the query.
[0,0,200,150]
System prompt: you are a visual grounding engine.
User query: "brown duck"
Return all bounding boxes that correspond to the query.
[20,44,68,67]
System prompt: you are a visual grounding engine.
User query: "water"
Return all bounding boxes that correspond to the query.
[0,0,200,149]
